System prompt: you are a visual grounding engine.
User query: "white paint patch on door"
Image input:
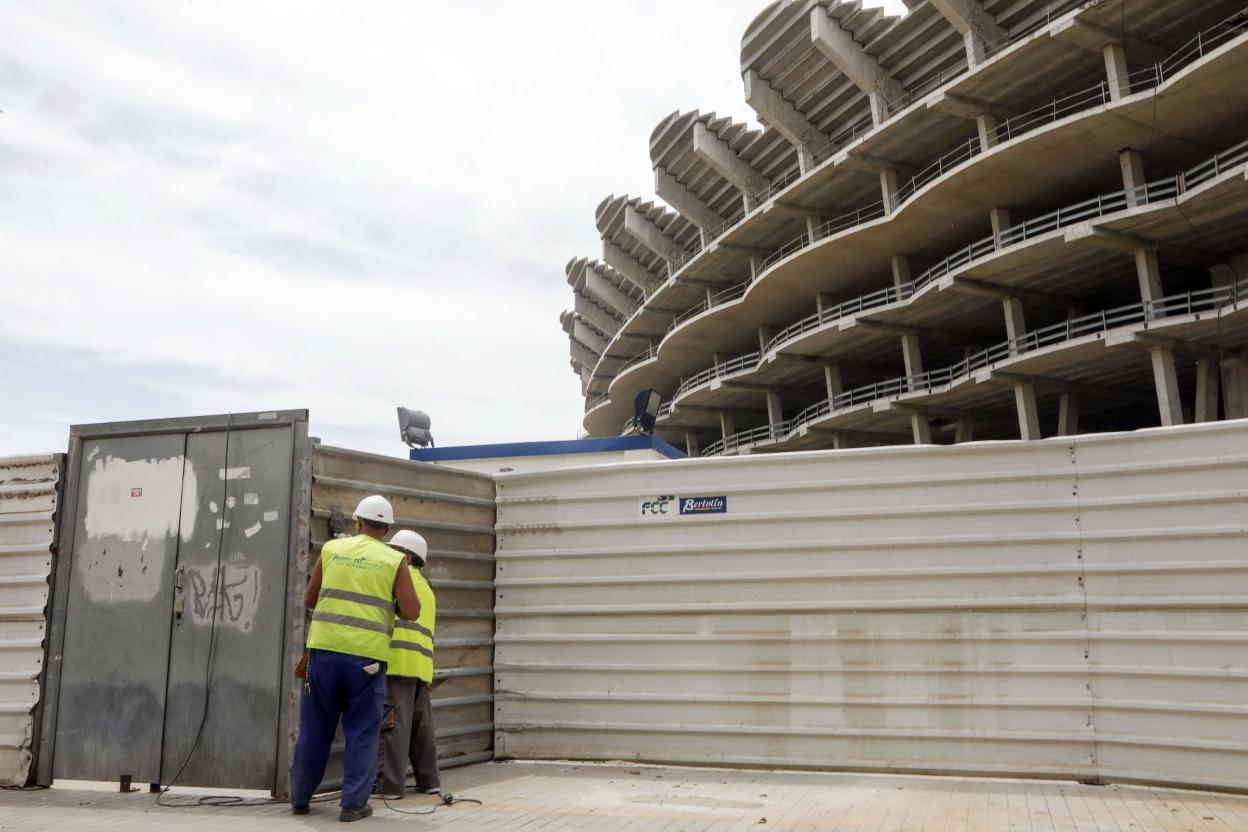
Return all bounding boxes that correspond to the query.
[84,455,197,542]
[80,454,198,602]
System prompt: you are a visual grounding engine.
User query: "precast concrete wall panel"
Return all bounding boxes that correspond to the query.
[310,446,497,780]
[493,421,1248,791]
[0,455,61,786]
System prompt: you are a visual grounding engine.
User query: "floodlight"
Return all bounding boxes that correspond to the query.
[632,389,662,435]
[397,407,435,448]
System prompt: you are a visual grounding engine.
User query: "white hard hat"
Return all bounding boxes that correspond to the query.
[388,530,429,566]
[353,494,394,526]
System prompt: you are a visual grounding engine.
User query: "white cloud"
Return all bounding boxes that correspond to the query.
[0,0,906,457]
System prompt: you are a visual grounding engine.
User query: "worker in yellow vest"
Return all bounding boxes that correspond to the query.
[376,530,441,798]
[290,495,420,822]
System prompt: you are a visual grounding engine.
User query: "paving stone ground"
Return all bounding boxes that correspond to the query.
[2,761,1247,831]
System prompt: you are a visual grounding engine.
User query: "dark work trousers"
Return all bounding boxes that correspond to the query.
[289,648,387,810]
[377,676,440,793]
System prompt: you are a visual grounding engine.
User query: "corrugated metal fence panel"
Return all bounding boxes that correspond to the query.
[493,421,1248,792]
[310,446,497,774]
[0,455,60,786]
[1069,426,1248,790]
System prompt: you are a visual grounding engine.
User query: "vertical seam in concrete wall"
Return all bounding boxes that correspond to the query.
[1070,435,1102,784]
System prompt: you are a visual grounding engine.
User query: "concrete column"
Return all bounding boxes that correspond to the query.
[901,333,923,381]
[655,167,721,246]
[719,410,736,440]
[743,69,822,173]
[1210,264,1235,288]
[684,432,701,457]
[692,121,770,212]
[1135,248,1163,305]
[954,419,974,443]
[766,391,784,427]
[705,285,715,307]
[816,292,835,317]
[603,242,659,295]
[1002,295,1026,349]
[928,0,1007,69]
[824,363,844,399]
[810,7,906,126]
[891,254,912,291]
[1057,392,1080,436]
[749,255,762,281]
[1195,358,1220,422]
[1151,348,1184,427]
[758,325,774,353]
[1001,294,1040,439]
[900,333,933,444]
[911,414,933,444]
[806,214,823,243]
[1222,358,1248,419]
[1014,382,1043,440]
[976,113,1000,149]
[572,319,608,355]
[623,204,678,269]
[574,296,620,338]
[1103,43,1131,101]
[880,168,900,214]
[583,267,637,318]
[990,207,1012,239]
[1120,149,1146,207]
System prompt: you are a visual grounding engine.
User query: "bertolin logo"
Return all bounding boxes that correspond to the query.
[679,495,727,515]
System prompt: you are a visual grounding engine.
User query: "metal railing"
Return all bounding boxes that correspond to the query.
[982,0,1096,59]
[666,280,751,335]
[993,80,1110,143]
[584,393,609,413]
[887,57,971,113]
[615,344,657,375]
[703,278,1247,456]
[1127,7,1248,93]
[750,165,803,206]
[672,350,761,403]
[808,115,876,168]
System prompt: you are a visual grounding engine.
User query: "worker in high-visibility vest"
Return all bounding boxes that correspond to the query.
[290,495,420,822]
[376,530,441,798]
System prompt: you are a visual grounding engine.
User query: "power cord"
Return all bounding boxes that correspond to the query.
[156,415,237,808]
[381,790,483,816]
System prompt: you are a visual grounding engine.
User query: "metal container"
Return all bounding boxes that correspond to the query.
[34,412,496,796]
[493,420,1248,792]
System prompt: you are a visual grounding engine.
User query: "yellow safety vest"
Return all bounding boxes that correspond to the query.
[387,567,436,682]
[307,535,404,663]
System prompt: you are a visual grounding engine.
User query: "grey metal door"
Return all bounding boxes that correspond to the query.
[52,432,186,783]
[42,413,308,790]
[159,425,295,788]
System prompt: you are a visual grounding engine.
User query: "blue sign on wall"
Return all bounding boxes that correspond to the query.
[678,496,727,515]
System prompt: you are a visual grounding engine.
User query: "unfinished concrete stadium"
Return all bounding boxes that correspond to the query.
[561,0,1248,458]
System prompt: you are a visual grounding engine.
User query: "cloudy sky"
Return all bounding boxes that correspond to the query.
[1,0,903,457]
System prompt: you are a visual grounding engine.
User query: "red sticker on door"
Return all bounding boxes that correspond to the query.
[131,487,143,497]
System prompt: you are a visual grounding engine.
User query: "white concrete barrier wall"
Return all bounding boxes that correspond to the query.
[0,455,60,786]
[493,422,1248,792]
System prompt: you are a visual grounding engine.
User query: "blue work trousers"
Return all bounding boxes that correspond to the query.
[289,648,387,810]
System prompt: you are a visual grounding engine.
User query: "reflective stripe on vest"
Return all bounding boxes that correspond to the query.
[387,567,436,681]
[306,535,404,662]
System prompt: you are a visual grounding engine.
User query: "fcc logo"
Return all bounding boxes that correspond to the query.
[639,495,676,516]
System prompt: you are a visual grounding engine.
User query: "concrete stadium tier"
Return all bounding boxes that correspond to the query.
[560,0,1248,454]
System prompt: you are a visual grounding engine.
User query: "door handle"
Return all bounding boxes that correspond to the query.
[173,565,186,620]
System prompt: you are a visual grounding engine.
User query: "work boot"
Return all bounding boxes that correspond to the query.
[291,804,310,815]
[339,803,374,822]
